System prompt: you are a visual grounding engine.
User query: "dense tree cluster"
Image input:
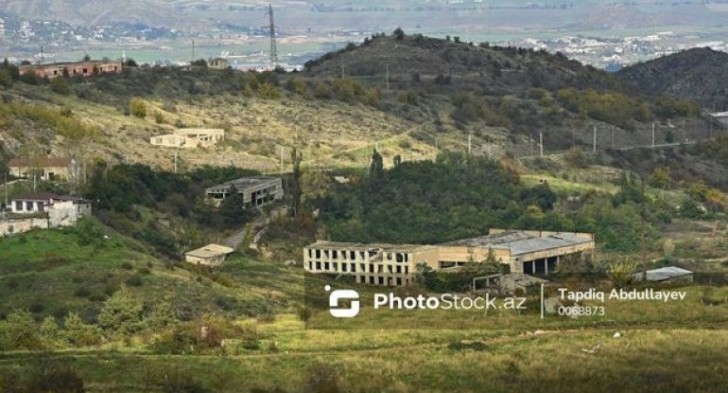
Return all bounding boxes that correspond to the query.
[318,152,665,252]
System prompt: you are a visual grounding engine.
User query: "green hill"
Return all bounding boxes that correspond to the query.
[618,47,728,109]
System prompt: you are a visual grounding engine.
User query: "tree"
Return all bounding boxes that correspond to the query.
[219,185,247,227]
[51,77,70,95]
[129,98,147,118]
[393,27,405,40]
[40,316,63,348]
[369,149,384,180]
[0,310,43,350]
[607,259,637,288]
[97,285,144,337]
[148,301,177,330]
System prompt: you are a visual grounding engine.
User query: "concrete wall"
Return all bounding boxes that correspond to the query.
[151,129,225,149]
[0,218,49,237]
[185,254,226,266]
[303,244,440,287]
[9,165,71,181]
[48,201,91,227]
[437,245,511,267]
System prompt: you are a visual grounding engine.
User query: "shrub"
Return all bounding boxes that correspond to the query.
[74,286,91,298]
[98,285,144,336]
[297,306,312,322]
[129,98,147,118]
[0,310,43,350]
[305,363,341,393]
[125,274,143,287]
[564,147,588,168]
[64,312,102,347]
[50,77,71,95]
[18,358,86,393]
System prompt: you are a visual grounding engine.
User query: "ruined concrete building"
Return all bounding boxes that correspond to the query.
[150,128,225,149]
[303,229,595,287]
[205,176,283,209]
[19,60,122,79]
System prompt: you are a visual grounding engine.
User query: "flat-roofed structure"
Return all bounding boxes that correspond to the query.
[150,128,225,149]
[633,266,693,284]
[205,176,283,208]
[19,60,122,79]
[440,229,595,275]
[303,229,595,286]
[185,244,235,266]
[8,156,79,182]
[304,241,440,286]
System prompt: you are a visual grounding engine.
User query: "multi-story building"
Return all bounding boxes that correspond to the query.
[205,176,284,209]
[303,229,595,286]
[304,241,440,286]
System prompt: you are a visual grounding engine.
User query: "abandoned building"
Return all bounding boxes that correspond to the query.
[205,176,283,208]
[303,229,595,287]
[633,266,694,284]
[8,157,80,182]
[19,60,123,79]
[208,58,230,70]
[304,241,440,286]
[185,244,235,266]
[1,193,92,237]
[150,128,225,149]
[439,229,595,275]
[10,193,92,217]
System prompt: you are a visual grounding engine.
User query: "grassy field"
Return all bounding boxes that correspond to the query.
[2,217,728,391]
[2,325,728,392]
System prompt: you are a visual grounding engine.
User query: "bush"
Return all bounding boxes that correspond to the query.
[129,98,147,118]
[50,77,71,95]
[64,312,102,347]
[74,287,91,298]
[297,306,312,322]
[564,147,588,168]
[0,310,43,350]
[125,274,143,287]
[305,363,341,393]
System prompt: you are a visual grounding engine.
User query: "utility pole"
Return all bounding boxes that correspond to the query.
[640,178,647,282]
[3,172,7,214]
[592,126,597,153]
[280,146,284,175]
[340,57,345,79]
[651,121,655,147]
[268,4,278,69]
[174,151,178,174]
[539,131,544,157]
[468,133,472,156]
[192,39,195,62]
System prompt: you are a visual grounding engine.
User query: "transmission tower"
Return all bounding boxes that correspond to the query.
[268,4,278,69]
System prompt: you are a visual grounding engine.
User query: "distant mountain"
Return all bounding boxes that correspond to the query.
[618,48,728,110]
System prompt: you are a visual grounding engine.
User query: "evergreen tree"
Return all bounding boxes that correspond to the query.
[369,149,384,180]
[98,285,144,337]
[219,185,246,227]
